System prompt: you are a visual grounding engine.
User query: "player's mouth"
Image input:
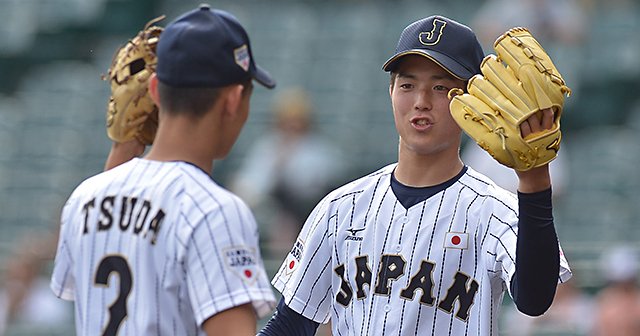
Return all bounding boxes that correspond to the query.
[410,116,433,131]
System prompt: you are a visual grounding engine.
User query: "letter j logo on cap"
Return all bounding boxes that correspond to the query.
[419,18,446,46]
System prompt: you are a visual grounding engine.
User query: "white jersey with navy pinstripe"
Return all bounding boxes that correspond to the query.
[50,158,276,336]
[272,163,571,335]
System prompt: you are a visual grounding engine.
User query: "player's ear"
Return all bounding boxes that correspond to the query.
[148,73,160,106]
[221,84,244,118]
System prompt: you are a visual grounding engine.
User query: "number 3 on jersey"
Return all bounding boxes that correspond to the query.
[94,255,133,336]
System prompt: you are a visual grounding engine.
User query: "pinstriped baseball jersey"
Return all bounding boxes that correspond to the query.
[51,158,276,335]
[272,163,571,335]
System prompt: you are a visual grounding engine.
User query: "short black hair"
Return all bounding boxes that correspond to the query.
[157,81,222,118]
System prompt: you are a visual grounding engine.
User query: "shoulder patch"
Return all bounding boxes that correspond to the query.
[285,239,305,275]
[224,246,259,285]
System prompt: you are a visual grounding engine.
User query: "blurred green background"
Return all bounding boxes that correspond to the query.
[0,0,639,335]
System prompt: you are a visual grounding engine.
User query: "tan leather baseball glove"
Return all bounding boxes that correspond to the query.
[450,27,572,171]
[104,16,164,145]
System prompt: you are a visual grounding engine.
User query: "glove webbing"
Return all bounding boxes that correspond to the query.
[504,32,571,94]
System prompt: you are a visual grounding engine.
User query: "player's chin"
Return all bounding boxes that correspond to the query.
[400,139,436,155]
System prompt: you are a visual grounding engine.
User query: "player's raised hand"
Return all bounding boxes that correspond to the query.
[516,107,555,192]
[520,108,554,138]
[449,27,571,172]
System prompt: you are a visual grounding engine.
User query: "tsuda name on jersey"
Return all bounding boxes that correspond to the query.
[80,195,165,245]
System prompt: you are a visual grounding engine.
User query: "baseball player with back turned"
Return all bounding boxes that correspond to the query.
[258,15,571,335]
[50,5,277,335]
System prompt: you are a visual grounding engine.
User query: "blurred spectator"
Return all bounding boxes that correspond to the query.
[591,245,640,336]
[470,0,590,98]
[471,0,588,47]
[0,231,72,335]
[502,278,595,335]
[231,87,346,258]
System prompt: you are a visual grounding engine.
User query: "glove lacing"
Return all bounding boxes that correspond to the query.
[462,106,508,151]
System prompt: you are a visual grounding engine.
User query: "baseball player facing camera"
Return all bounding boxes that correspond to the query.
[50,5,277,336]
[259,15,571,335]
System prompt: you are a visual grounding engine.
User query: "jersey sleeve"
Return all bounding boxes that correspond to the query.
[557,245,572,283]
[182,196,276,326]
[487,201,519,289]
[271,194,336,324]
[50,197,78,301]
[487,191,572,296]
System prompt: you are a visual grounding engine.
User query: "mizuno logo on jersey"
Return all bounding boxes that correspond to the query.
[345,227,365,241]
[334,255,479,321]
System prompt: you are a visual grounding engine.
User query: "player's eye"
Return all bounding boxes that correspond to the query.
[399,82,413,90]
[434,84,448,91]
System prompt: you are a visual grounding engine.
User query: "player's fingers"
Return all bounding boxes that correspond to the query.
[520,119,532,138]
[127,114,149,127]
[528,111,542,133]
[541,108,554,130]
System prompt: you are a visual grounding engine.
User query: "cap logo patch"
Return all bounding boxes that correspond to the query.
[419,19,447,46]
[234,44,250,72]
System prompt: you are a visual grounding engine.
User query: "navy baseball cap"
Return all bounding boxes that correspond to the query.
[156,4,275,89]
[382,15,484,81]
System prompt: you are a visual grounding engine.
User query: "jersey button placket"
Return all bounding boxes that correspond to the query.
[395,217,408,253]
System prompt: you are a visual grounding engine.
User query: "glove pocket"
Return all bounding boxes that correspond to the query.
[451,94,518,169]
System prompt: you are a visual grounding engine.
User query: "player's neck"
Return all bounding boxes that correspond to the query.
[145,115,222,173]
[395,150,463,187]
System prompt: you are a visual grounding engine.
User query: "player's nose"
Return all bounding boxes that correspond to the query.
[414,90,433,111]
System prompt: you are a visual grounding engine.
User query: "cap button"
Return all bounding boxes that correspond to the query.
[199,3,210,10]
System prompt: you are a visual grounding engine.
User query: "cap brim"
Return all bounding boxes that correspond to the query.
[382,49,474,81]
[253,65,276,89]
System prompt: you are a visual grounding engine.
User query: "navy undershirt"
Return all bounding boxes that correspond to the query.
[257,297,320,335]
[391,166,467,209]
[511,187,560,316]
[257,167,560,335]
